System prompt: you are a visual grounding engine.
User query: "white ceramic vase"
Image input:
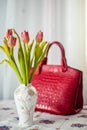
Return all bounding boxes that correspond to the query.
[14,83,37,127]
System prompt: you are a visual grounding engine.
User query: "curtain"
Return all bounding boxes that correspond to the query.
[0,0,87,104]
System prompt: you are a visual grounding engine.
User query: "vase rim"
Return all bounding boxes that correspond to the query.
[19,83,32,87]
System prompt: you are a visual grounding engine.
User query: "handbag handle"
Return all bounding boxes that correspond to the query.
[39,41,68,72]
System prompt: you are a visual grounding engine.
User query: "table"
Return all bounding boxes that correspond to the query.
[0,100,87,130]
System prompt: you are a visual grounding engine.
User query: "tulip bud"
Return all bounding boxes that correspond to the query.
[6,29,12,39]
[7,35,16,47]
[36,31,43,43]
[21,31,30,43]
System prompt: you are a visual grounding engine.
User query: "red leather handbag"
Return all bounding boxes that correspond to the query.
[32,41,83,115]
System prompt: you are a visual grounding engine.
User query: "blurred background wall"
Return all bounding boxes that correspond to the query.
[0,0,87,104]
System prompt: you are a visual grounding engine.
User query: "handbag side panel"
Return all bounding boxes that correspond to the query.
[32,65,83,115]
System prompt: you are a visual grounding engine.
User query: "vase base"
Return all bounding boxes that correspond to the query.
[18,122,33,127]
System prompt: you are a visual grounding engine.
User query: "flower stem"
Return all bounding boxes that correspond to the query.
[13,29,26,85]
[24,44,29,85]
[10,59,23,83]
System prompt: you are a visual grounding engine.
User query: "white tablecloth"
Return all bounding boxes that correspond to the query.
[0,100,87,130]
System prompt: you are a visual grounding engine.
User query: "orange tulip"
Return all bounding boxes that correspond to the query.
[7,35,16,47]
[21,31,30,43]
[36,31,43,43]
[6,29,12,39]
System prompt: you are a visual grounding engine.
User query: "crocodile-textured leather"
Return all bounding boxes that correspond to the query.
[32,41,83,115]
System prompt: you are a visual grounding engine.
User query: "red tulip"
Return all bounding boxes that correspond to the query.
[7,35,16,47]
[21,31,30,43]
[36,31,43,43]
[6,29,12,39]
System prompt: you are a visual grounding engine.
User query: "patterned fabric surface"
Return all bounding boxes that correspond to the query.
[0,100,87,130]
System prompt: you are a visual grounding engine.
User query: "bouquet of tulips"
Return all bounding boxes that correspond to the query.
[0,29,49,85]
